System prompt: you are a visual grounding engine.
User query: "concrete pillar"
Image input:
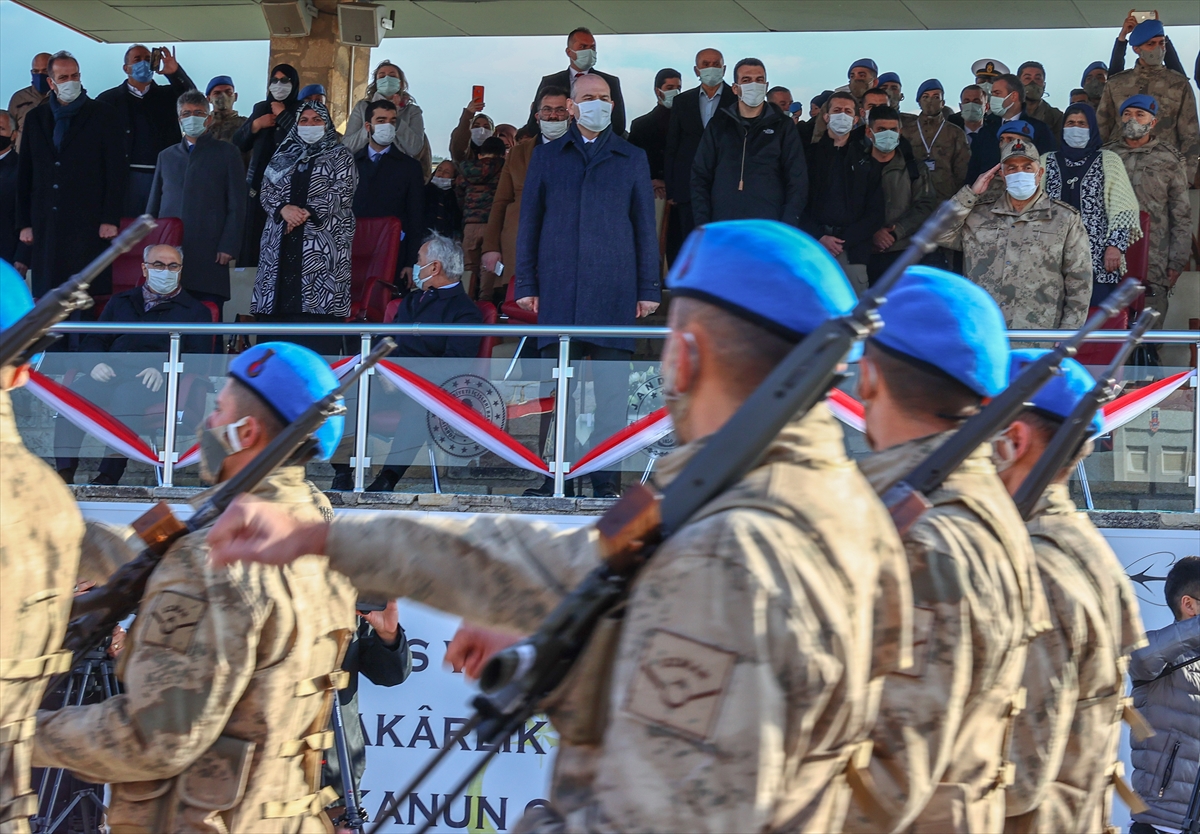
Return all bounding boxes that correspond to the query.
[268,0,369,133]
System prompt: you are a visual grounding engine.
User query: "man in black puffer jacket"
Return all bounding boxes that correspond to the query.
[690,57,807,228]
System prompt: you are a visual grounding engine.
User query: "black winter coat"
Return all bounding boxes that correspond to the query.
[80,287,214,355]
[95,70,196,169]
[352,146,426,268]
[664,83,737,204]
[0,151,28,266]
[691,103,808,228]
[628,103,672,180]
[802,135,885,265]
[423,183,461,239]
[16,96,125,296]
[387,283,482,358]
[526,68,628,136]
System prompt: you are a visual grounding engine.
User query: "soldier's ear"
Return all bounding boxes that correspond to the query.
[856,356,880,402]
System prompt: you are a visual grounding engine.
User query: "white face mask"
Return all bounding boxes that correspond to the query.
[989,94,1009,116]
[370,122,396,147]
[54,80,82,104]
[470,126,493,146]
[375,75,402,97]
[697,66,725,87]
[269,80,292,101]
[297,124,325,144]
[737,82,768,108]
[571,48,597,72]
[1062,126,1091,149]
[575,99,612,133]
[1005,170,1038,200]
[431,176,453,190]
[539,118,569,140]
[146,268,179,294]
[660,88,681,109]
[180,115,207,138]
[827,111,855,135]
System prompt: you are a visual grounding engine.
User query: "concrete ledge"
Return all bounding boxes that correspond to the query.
[68,485,1200,527]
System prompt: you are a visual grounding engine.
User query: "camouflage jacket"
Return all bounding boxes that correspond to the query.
[845,435,1050,834]
[1097,62,1200,182]
[936,185,1092,330]
[1108,138,1193,284]
[1024,100,1064,140]
[34,467,357,834]
[1005,483,1146,834]
[900,114,971,201]
[323,404,914,833]
[0,389,83,833]
[207,108,248,146]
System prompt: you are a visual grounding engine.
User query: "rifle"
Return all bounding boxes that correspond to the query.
[1013,309,1159,520]
[367,200,964,834]
[882,278,1145,535]
[59,339,397,669]
[330,690,367,831]
[0,216,156,368]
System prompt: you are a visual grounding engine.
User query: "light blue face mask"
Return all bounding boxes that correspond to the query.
[412,261,431,289]
[1005,171,1038,200]
[697,67,724,87]
[989,94,1009,117]
[1062,126,1091,149]
[871,129,900,152]
[130,60,153,84]
[375,75,401,97]
[960,102,985,123]
[180,115,207,138]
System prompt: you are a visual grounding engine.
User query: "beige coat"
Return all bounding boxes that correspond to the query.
[34,467,357,834]
[322,404,914,833]
[0,390,84,833]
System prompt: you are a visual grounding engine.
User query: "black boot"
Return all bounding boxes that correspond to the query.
[366,467,401,493]
[330,464,354,491]
[522,475,575,497]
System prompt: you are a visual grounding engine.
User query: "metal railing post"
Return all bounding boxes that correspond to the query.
[353,334,373,492]
[552,335,572,497]
[160,333,182,487]
[1193,351,1199,514]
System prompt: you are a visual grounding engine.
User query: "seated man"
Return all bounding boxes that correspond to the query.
[330,232,482,492]
[55,243,213,485]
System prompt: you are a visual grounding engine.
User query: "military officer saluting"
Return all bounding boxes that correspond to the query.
[843,267,1050,834]
[0,263,84,834]
[34,342,357,833]
[209,220,914,833]
[996,351,1147,834]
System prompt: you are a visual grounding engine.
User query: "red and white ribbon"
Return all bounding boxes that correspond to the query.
[1098,369,1195,437]
[568,408,674,480]
[826,389,866,433]
[25,370,162,466]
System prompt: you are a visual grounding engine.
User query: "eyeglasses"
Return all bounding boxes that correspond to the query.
[538,106,570,117]
[145,261,182,272]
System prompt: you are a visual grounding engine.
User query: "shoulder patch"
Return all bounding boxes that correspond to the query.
[624,629,737,742]
[142,591,208,654]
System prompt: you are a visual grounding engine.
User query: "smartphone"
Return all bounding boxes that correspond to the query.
[150,47,164,72]
[356,598,388,613]
[495,262,504,277]
[1131,9,1158,23]
[472,85,485,106]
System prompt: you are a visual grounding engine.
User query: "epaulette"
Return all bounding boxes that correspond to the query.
[1050,198,1080,214]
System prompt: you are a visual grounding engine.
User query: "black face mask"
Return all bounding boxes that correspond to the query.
[0,136,11,152]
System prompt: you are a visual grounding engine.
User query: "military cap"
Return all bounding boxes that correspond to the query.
[667,220,856,344]
[1128,18,1164,46]
[1119,94,1158,116]
[917,79,943,99]
[971,59,1010,79]
[1001,137,1040,162]
[1009,349,1103,435]
[1080,61,1107,86]
[228,342,344,460]
[298,84,326,100]
[878,72,902,86]
[848,58,878,78]
[205,75,234,96]
[997,119,1035,139]
[872,266,1009,398]
[0,261,34,334]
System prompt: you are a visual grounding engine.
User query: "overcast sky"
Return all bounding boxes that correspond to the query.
[2,0,1197,157]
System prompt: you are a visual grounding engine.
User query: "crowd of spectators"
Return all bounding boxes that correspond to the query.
[0,14,1197,492]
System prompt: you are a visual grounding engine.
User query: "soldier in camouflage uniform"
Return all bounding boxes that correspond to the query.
[1097,19,1200,182]
[204,76,247,146]
[209,220,915,834]
[900,79,971,201]
[34,342,357,834]
[1107,94,1193,325]
[936,136,1092,329]
[0,265,84,834]
[843,268,1051,834]
[1018,62,1064,139]
[993,351,1148,834]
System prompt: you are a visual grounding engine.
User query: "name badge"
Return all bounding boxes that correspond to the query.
[925,159,936,171]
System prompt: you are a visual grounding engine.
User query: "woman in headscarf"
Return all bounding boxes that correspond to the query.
[232,63,300,266]
[1042,102,1141,306]
[343,60,432,176]
[252,100,357,356]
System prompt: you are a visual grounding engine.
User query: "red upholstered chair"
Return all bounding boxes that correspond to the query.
[95,216,185,316]
[349,217,402,322]
[500,276,537,324]
[1076,211,1151,366]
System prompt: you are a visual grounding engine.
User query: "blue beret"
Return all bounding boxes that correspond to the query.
[997,119,1035,139]
[848,58,878,78]
[1080,61,1107,86]
[788,101,804,114]
[205,75,234,96]
[298,84,326,100]
[666,220,857,345]
[1009,349,1102,436]
[0,261,34,334]
[1120,94,1158,116]
[1129,18,1164,46]
[878,72,901,86]
[872,266,1010,398]
[917,78,943,99]
[228,342,344,460]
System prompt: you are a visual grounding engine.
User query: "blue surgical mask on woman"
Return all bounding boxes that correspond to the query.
[871,129,900,152]
[375,75,401,97]
[1062,126,1091,149]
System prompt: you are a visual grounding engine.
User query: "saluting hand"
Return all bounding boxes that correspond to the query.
[971,164,1002,195]
[208,495,328,567]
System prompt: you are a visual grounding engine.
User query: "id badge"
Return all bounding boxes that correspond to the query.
[924,159,936,171]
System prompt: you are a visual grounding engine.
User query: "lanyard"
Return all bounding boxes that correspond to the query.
[918,117,946,158]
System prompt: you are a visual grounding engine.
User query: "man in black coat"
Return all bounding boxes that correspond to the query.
[664,48,736,240]
[0,109,29,272]
[147,90,246,317]
[628,68,683,260]
[691,58,808,228]
[96,44,195,216]
[55,244,213,485]
[353,99,426,284]
[17,52,125,298]
[987,73,1056,152]
[527,27,627,136]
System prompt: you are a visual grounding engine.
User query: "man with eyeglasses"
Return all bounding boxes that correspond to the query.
[54,243,213,486]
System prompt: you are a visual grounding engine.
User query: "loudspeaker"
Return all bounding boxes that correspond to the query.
[262,0,315,38]
[338,2,386,47]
